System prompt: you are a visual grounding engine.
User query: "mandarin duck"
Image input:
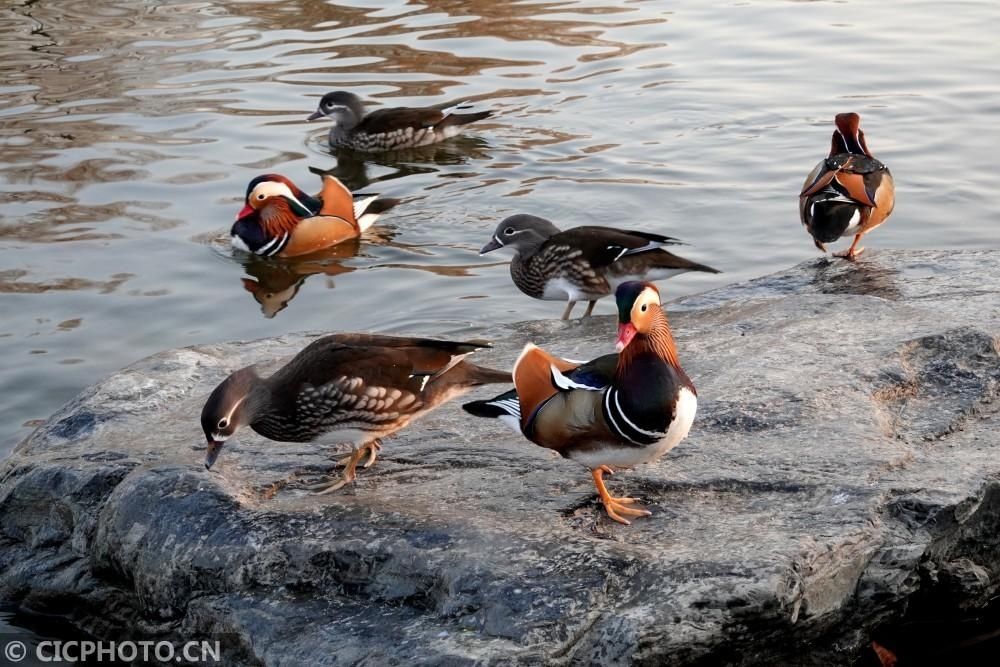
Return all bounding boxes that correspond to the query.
[231,170,397,258]
[201,333,510,492]
[800,112,896,260]
[307,91,492,152]
[480,214,720,319]
[463,281,697,524]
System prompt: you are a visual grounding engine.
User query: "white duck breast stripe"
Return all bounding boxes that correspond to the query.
[602,388,643,445]
[258,233,289,257]
[551,365,602,391]
[612,389,666,439]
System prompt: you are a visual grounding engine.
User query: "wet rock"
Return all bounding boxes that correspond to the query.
[1,250,999,665]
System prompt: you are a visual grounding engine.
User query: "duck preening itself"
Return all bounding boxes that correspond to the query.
[481,214,719,319]
[231,169,397,258]
[200,333,510,492]
[463,281,697,524]
[800,112,895,260]
[307,91,492,152]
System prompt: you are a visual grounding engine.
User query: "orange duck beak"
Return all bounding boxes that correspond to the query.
[237,204,254,219]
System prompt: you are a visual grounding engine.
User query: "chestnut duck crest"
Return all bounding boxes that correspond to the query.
[799,112,895,260]
[201,333,510,493]
[231,170,397,258]
[481,214,720,319]
[464,281,697,525]
[307,91,492,152]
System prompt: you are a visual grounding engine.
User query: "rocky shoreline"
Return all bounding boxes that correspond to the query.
[1,250,998,665]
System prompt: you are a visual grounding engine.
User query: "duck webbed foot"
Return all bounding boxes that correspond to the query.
[337,439,382,469]
[833,234,865,261]
[591,467,651,525]
[307,440,380,494]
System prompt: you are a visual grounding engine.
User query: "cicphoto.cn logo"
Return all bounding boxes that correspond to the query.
[3,639,221,663]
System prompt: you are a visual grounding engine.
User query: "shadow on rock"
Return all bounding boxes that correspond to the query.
[810,255,902,300]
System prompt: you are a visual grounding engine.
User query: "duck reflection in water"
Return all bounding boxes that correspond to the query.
[237,230,393,318]
[320,135,495,192]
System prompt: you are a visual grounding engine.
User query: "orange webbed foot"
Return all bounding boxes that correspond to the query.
[833,246,865,260]
[591,467,652,526]
[834,233,865,261]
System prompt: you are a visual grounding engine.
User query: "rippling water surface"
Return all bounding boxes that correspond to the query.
[0,0,997,454]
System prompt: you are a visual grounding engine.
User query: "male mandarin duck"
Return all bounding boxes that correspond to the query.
[231,169,397,258]
[800,112,895,260]
[480,214,720,319]
[201,333,510,492]
[307,91,492,152]
[463,281,697,524]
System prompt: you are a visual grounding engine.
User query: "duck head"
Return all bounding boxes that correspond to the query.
[614,281,662,352]
[200,366,264,470]
[830,112,872,158]
[238,174,320,220]
[307,91,365,129]
[480,214,561,254]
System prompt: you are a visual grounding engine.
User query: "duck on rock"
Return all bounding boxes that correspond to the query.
[481,214,719,319]
[307,91,492,152]
[201,333,511,492]
[231,169,397,258]
[799,112,895,260]
[464,281,697,525]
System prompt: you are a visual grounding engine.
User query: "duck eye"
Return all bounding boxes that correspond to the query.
[256,193,266,200]
[217,418,229,430]
[640,304,648,312]
[504,227,514,235]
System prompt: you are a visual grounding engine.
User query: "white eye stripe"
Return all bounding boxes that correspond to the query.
[250,183,310,214]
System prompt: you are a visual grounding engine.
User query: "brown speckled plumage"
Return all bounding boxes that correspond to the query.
[482,214,719,319]
[200,333,509,489]
[308,91,492,152]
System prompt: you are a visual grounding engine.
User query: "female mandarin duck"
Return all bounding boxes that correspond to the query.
[307,91,492,152]
[231,169,396,258]
[800,112,895,260]
[481,214,719,319]
[201,333,510,492]
[464,281,697,525]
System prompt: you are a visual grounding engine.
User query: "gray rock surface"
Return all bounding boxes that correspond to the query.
[2,250,999,665]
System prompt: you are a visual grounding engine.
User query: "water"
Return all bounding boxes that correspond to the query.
[0,0,998,455]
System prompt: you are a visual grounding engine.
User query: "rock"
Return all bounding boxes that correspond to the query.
[1,250,999,665]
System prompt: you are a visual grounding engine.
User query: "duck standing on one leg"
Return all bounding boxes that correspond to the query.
[231,171,397,258]
[800,112,895,260]
[480,214,719,319]
[200,334,510,492]
[463,281,697,525]
[307,91,492,152]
